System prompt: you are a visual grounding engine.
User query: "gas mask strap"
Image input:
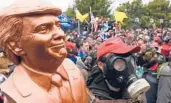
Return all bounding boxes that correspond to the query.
[105,80,120,92]
[100,54,114,75]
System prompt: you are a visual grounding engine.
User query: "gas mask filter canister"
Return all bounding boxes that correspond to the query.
[127,78,150,99]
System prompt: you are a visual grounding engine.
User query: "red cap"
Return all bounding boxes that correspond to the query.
[65,41,75,50]
[96,37,140,59]
[154,37,160,42]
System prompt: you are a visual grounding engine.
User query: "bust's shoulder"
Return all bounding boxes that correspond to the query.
[62,58,83,78]
[62,58,78,69]
[0,73,19,102]
[0,73,13,91]
[63,58,75,65]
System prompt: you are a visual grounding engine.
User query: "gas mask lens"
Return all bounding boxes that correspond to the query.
[113,59,126,71]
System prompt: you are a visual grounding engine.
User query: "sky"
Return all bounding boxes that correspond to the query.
[0,0,170,12]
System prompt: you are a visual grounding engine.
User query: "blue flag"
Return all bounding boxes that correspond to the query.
[57,14,77,31]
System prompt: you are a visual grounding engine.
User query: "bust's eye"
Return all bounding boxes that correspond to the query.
[55,21,60,27]
[55,21,62,30]
[35,24,51,34]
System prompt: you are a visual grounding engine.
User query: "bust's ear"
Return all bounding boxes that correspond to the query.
[5,41,25,65]
[7,41,25,56]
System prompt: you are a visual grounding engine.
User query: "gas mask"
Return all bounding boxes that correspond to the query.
[100,53,150,99]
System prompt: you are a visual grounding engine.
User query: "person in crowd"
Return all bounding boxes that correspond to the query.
[161,36,171,61]
[0,51,15,103]
[87,37,150,103]
[76,39,90,60]
[65,41,77,64]
[0,0,88,103]
[151,36,161,47]
[137,45,171,103]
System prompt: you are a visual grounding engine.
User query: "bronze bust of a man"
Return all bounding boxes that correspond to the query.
[0,0,88,103]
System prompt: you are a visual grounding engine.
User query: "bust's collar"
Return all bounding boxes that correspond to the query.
[19,62,69,91]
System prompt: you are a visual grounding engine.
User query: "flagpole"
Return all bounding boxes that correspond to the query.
[77,20,81,36]
[74,8,81,36]
[90,7,92,13]
[89,7,94,33]
[85,20,90,25]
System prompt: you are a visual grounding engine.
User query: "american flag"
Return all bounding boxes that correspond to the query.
[90,7,97,32]
[90,10,95,24]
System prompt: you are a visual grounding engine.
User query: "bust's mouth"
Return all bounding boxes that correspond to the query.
[48,43,66,58]
[49,43,65,50]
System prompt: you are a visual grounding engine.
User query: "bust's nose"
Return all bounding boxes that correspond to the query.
[52,26,66,41]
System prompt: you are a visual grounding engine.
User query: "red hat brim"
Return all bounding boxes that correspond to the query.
[97,38,140,59]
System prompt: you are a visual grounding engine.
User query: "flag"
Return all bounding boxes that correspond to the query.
[57,14,77,31]
[114,11,128,24]
[90,10,95,23]
[89,7,97,32]
[82,13,89,22]
[75,9,89,22]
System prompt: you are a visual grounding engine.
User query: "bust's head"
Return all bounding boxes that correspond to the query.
[0,0,67,73]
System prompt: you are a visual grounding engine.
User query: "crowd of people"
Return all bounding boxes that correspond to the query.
[64,19,171,103]
[65,20,171,70]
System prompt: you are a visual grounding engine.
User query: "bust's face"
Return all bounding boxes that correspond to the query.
[20,14,67,73]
